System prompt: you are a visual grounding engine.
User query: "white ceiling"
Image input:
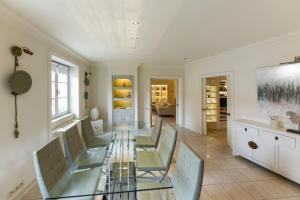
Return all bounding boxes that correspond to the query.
[2,0,300,64]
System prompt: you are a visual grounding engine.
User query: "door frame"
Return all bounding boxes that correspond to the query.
[200,71,234,147]
[146,75,184,127]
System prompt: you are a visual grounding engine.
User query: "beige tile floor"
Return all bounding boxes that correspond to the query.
[21,120,300,200]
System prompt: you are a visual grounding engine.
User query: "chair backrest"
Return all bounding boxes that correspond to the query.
[33,137,70,199]
[81,116,95,147]
[171,143,204,200]
[158,124,177,171]
[63,125,85,167]
[151,117,163,148]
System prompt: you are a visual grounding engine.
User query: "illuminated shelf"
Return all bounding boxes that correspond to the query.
[113,86,132,89]
[113,79,132,87]
[152,84,168,103]
[113,98,132,100]
[206,84,217,122]
[112,76,134,123]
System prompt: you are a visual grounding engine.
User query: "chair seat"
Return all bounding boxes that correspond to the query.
[136,151,166,171]
[50,167,101,200]
[137,189,174,200]
[88,132,113,148]
[73,148,107,170]
[135,136,155,148]
[134,129,150,136]
[137,190,164,200]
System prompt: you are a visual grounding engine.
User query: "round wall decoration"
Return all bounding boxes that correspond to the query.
[9,70,32,95]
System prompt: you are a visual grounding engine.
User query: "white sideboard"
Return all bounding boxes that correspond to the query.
[233,119,300,184]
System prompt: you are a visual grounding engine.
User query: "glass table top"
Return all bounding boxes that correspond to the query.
[47,122,173,199]
[102,120,150,134]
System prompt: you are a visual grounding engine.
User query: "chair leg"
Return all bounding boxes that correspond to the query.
[137,171,157,177]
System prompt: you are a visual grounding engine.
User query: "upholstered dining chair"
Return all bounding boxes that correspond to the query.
[135,117,163,150]
[81,116,113,149]
[136,124,177,177]
[33,137,101,200]
[137,142,204,200]
[63,125,107,171]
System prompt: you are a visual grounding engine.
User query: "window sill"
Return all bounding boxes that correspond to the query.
[52,113,75,130]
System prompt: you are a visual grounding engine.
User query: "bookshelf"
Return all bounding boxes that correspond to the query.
[206,84,218,122]
[152,84,168,103]
[206,77,228,130]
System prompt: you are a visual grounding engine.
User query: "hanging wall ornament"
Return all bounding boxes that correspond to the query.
[9,46,33,138]
[84,72,92,109]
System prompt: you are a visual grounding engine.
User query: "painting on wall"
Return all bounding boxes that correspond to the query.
[257,63,300,116]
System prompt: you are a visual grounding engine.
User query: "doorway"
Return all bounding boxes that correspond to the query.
[151,79,177,126]
[202,73,233,146]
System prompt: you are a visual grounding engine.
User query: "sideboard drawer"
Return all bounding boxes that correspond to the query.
[236,124,259,137]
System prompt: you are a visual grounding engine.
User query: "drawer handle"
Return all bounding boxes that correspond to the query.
[244,128,247,132]
[275,136,279,141]
[248,141,258,149]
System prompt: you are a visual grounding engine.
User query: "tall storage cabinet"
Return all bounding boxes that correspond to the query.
[112,76,134,125]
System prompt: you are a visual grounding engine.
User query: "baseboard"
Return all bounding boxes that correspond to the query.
[12,179,36,200]
[184,124,201,134]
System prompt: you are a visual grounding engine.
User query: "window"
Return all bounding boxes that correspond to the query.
[51,61,70,118]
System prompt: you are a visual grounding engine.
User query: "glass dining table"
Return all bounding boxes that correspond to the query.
[48,121,173,200]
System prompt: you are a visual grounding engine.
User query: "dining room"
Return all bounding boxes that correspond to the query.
[2,1,300,200]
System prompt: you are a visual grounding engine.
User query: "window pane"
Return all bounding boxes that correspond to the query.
[57,65,68,83]
[52,99,56,116]
[51,60,70,119]
[58,83,68,98]
[51,63,57,82]
[51,82,56,99]
[58,98,68,114]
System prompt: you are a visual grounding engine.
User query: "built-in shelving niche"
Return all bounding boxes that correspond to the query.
[113,78,133,109]
[112,76,134,125]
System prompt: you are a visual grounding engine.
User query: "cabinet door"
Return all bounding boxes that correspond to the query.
[123,110,130,123]
[236,131,253,159]
[253,130,276,169]
[278,145,300,183]
[113,110,121,124]
[235,124,258,159]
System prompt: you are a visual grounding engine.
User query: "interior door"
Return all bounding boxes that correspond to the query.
[175,79,180,125]
[150,79,153,127]
[226,74,232,146]
[202,78,207,135]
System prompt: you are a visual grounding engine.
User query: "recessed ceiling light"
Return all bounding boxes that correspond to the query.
[133,21,139,25]
[184,58,188,60]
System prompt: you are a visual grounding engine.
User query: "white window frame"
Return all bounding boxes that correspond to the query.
[51,60,70,119]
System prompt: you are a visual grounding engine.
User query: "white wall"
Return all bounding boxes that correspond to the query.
[184,31,300,133]
[90,62,140,124]
[90,62,184,125]
[90,65,109,120]
[138,63,184,125]
[0,8,90,200]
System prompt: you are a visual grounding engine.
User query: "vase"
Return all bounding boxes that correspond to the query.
[90,107,100,121]
[270,120,280,129]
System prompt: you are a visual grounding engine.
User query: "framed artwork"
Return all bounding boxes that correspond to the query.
[257,63,300,114]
